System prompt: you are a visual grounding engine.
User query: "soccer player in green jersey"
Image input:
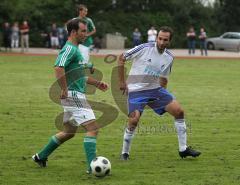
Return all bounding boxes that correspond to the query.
[32,18,108,173]
[77,4,96,66]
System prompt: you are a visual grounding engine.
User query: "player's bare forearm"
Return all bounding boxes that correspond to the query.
[118,54,125,83]
[118,54,128,94]
[87,76,109,91]
[160,77,168,89]
[55,67,68,98]
[87,76,99,86]
[55,67,68,90]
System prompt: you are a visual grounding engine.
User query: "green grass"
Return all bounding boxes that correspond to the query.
[0,55,240,185]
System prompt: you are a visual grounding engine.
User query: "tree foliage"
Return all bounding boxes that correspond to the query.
[0,0,239,47]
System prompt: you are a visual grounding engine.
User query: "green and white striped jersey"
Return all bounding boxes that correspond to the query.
[54,41,87,93]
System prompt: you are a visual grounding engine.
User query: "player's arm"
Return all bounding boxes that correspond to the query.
[160,77,168,89]
[86,27,96,37]
[87,76,108,91]
[118,54,127,94]
[55,67,68,99]
[86,19,96,37]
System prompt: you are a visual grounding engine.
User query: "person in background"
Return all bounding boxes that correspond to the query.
[186,27,196,55]
[20,20,30,52]
[147,26,157,42]
[2,22,12,52]
[199,27,208,56]
[50,23,59,49]
[77,4,96,64]
[58,23,68,49]
[132,28,141,47]
[11,22,20,48]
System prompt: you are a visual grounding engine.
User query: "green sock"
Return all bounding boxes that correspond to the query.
[83,136,97,171]
[38,135,61,160]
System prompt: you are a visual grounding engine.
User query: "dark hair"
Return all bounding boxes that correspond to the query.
[159,26,174,41]
[77,4,87,12]
[66,18,86,36]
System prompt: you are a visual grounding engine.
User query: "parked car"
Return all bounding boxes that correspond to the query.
[206,32,240,52]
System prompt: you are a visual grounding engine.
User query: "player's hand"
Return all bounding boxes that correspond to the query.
[119,81,128,95]
[89,67,95,74]
[96,81,109,92]
[60,89,68,99]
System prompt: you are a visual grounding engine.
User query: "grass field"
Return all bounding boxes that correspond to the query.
[0,55,240,185]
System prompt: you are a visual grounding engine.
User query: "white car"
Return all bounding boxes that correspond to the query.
[206,32,240,52]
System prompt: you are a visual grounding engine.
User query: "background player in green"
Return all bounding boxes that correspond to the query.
[77,4,96,65]
[32,18,108,173]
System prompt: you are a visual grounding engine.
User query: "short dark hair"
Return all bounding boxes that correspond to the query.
[77,4,87,12]
[159,26,174,41]
[66,18,86,36]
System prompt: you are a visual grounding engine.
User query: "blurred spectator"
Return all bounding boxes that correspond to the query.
[11,22,19,48]
[186,26,196,55]
[132,28,141,46]
[40,30,51,48]
[147,26,157,42]
[20,20,30,52]
[50,23,59,49]
[93,36,102,52]
[2,22,12,52]
[58,24,68,49]
[199,27,208,56]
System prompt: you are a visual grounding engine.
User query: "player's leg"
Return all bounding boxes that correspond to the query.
[121,110,141,160]
[165,100,186,150]
[121,91,147,160]
[25,35,29,51]
[21,35,24,52]
[200,41,203,56]
[32,122,77,167]
[165,100,201,158]
[82,121,99,173]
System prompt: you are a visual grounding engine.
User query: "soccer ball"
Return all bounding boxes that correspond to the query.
[90,156,111,177]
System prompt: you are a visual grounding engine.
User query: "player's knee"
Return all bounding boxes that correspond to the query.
[175,108,184,119]
[87,130,98,137]
[64,132,75,140]
[129,111,140,125]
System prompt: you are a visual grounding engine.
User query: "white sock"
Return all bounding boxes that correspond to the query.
[175,119,187,152]
[122,128,135,154]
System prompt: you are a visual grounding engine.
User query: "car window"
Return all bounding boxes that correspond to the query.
[222,34,231,39]
[222,33,240,39]
[231,34,240,39]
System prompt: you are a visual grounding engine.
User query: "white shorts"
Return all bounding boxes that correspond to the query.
[78,44,90,64]
[60,91,95,126]
[51,36,59,47]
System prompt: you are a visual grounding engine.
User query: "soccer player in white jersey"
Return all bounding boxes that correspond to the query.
[118,26,201,160]
[32,18,108,173]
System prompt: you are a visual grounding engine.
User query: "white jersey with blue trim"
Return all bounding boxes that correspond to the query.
[123,42,174,92]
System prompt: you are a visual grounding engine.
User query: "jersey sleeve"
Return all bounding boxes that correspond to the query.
[87,18,95,32]
[54,45,76,67]
[123,44,146,61]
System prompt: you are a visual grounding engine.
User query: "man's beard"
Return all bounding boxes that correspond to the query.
[157,46,165,54]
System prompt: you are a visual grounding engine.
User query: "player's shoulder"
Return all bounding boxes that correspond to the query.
[135,42,155,50]
[164,49,174,60]
[85,17,94,23]
[60,42,77,56]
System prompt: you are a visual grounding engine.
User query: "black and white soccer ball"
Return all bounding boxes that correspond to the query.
[90,156,111,177]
